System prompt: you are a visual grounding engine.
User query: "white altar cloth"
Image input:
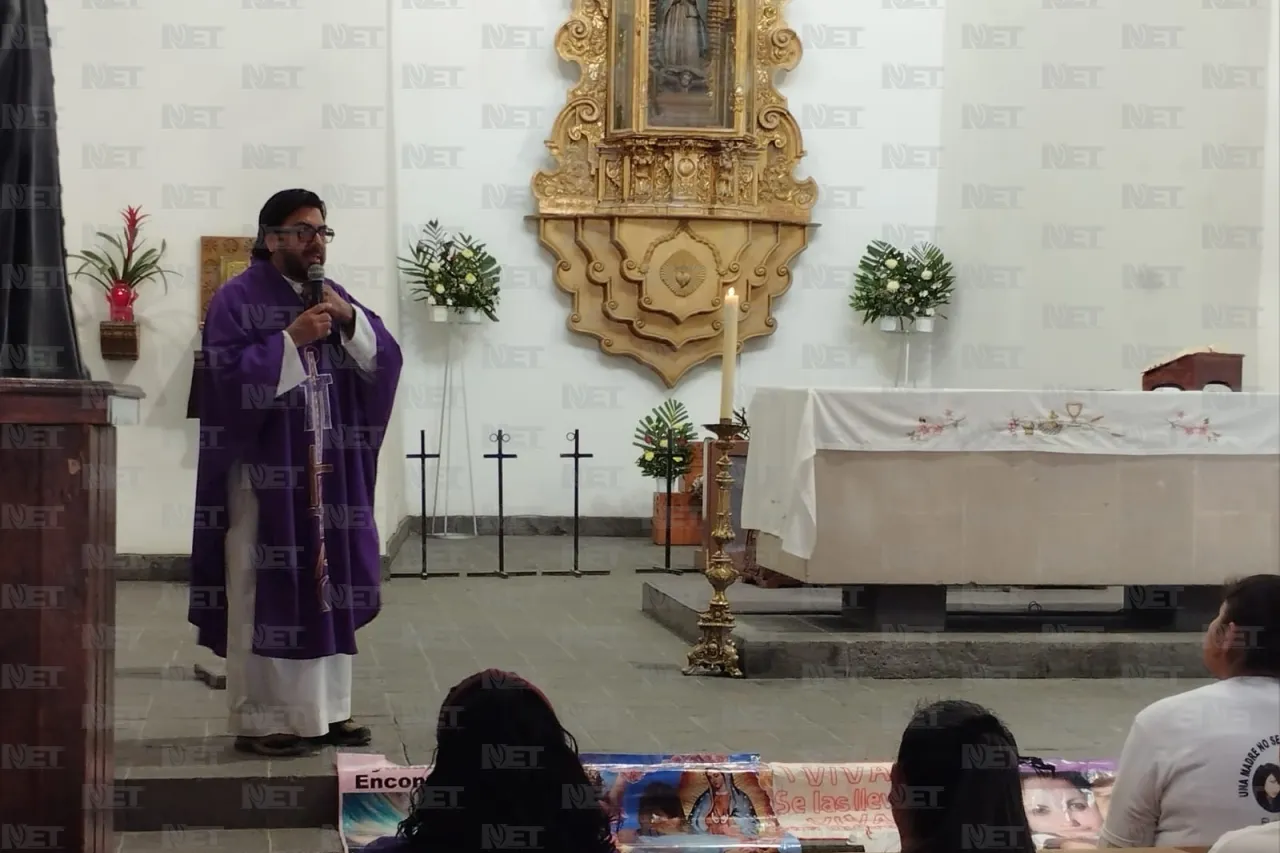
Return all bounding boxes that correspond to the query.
[742,387,1280,562]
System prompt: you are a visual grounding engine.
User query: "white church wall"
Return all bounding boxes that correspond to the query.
[389,0,940,519]
[929,0,1274,391]
[1258,0,1280,391]
[47,0,1278,551]
[50,0,394,553]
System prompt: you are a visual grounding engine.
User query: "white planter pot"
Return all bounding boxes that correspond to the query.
[453,308,486,324]
[427,305,449,323]
[914,316,934,333]
[879,316,903,333]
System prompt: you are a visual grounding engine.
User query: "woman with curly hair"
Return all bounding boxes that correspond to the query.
[365,670,616,853]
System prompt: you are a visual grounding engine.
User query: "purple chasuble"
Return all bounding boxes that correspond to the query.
[189,259,403,660]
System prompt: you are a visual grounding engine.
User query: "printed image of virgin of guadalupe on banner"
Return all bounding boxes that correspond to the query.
[609,763,801,853]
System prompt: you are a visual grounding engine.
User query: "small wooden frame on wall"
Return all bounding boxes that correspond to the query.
[199,236,255,326]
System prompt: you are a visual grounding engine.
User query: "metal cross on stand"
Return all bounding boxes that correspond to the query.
[544,430,609,578]
[391,429,459,580]
[471,429,535,579]
[636,428,692,576]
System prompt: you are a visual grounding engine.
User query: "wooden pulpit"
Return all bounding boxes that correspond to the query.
[1142,349,1244,391]
[0,379,143,853]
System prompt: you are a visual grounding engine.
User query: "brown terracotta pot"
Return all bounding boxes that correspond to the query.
[651,491,701,546]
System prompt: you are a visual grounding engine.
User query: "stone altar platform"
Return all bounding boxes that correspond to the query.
[642,576,1207,679]
[743,388,1280,632]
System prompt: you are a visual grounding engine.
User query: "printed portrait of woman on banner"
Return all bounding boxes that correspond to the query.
[341,785,418,850]
[1022,764,1113,850]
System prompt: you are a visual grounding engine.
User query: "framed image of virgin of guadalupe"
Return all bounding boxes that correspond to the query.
[199,236,255,327]
[646,0,739,129]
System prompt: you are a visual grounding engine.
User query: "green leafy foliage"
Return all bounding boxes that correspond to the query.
[68,205,175,293]
[849,239,955,323]
[906,242,955,317]
[400,220,502,321]
[632,399,699,481]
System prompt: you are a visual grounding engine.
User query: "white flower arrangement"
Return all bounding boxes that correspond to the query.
[850,240,955,326]
[400,220,501,321]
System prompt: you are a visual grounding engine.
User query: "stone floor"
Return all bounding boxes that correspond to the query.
[116,536,1209,774]
[116,828,341,852]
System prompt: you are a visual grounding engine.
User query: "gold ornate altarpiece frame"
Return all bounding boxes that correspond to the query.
[532,0,816,387]
[198,236,255,326]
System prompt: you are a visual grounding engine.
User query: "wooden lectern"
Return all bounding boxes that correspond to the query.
[0,378,143,853]
[1142,350,1244,391]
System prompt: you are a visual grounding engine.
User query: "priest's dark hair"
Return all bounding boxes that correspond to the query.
[890,699,1035,853]
[250,188,327,260]
[395,669,616,853]
[1220,574,1280,676]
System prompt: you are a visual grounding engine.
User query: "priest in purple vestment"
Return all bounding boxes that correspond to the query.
[189,189,403,757]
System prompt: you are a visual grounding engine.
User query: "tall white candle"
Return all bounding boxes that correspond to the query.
[719,288,739,421]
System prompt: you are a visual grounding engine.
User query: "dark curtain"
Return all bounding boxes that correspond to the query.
[0,0,88,380]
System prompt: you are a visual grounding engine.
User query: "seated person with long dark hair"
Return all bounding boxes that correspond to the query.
[365,670,616,853]
[889,700,1036,853]
[1100,575,1280,849]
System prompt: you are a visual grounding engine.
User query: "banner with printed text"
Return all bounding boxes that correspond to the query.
[337,754,1115,853]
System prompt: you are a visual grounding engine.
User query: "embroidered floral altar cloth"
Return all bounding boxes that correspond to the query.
[742,388,1280,562]
[337,752,1118,853]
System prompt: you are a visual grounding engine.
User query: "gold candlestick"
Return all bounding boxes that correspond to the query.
[683,420,744,678]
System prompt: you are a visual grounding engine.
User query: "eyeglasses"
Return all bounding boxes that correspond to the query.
[276,224,336,244]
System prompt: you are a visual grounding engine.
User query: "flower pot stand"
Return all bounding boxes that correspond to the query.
[878,319,933,389]
[99,321,139,361]
[429,318,480,538]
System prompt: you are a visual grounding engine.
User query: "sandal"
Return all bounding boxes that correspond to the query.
[234,734,314,757]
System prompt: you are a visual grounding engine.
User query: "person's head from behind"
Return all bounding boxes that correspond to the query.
[1022,771,1102,841]
[251,188,334,281]
[1203,574,1280,678]
[636,782,686,836]
[398,669,615,853]
[890,700,1034,853]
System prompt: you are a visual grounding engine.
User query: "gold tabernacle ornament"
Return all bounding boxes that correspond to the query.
[683,420,744,678]
[531,0,816,388]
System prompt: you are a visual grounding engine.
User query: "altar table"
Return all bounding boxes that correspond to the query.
[742,388,1280,631]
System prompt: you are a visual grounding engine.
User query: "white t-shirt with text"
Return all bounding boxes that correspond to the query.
[1100,676,1280,849]
[1208,822,1280,853]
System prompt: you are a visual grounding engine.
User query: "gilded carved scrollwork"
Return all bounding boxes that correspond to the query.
[532,0,815,386]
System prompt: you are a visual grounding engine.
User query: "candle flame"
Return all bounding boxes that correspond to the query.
[727,288,735,297]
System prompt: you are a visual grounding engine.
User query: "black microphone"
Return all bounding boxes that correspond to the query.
[306,264,325,309]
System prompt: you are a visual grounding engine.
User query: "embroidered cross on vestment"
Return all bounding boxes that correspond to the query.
[302,349,335,612]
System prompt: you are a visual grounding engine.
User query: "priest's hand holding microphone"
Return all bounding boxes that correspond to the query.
[286,264,355,347]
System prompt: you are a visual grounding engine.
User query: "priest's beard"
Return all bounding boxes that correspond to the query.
[275,246,323,282]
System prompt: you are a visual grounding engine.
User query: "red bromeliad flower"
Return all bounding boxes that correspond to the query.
[121,205,146,266]
[68,204,175,322]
